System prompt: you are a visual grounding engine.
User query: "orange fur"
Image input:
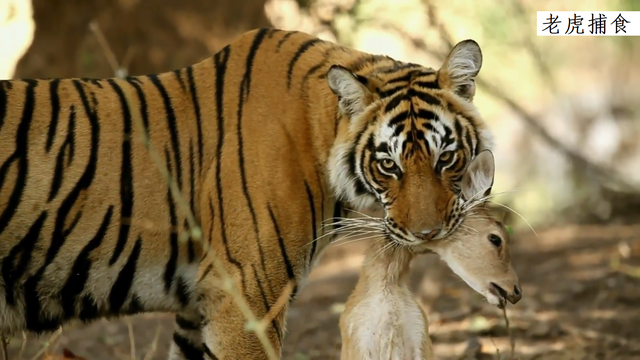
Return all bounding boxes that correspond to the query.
[0,29,493,359]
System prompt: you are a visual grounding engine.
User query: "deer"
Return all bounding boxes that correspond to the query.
[339,150,522,360]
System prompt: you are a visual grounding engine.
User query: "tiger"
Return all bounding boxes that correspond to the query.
[0,28,494,359]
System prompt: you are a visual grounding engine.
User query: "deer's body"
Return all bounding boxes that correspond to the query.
[340,244,433,360]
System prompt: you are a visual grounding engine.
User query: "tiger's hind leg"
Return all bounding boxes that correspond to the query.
[168,311,206,360]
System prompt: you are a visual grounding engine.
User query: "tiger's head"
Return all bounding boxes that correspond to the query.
[326,39,494,246]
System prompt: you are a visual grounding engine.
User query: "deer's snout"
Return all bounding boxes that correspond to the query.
[490,282,522,305]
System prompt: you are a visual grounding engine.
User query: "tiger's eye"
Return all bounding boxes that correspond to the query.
[439,151,453,163]
[381,159,396,170]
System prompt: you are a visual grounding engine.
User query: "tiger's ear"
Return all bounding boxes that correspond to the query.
[327,65,373,118]
[437,39,483,101]
[460,149,495,202]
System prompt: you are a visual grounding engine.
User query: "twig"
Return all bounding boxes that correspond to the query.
[1,336,8,360]
[29,327,62,360]
[18,332,27,360]
[610,255,640,278]
[87,19,289,360]
[260,279,296,329]
[126,318,136,360]
[381,1,639,194]
[88,21,129,79]
[501,306,515,359]
[119,82,280,360]
[142,323,162,360]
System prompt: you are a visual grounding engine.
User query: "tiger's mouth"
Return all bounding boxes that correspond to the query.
[383,224,442,246]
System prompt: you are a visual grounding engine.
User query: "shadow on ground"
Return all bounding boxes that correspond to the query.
[7,223,640,360]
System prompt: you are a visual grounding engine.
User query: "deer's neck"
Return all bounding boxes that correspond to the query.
[359,240,415,288]
[339,239,434,360]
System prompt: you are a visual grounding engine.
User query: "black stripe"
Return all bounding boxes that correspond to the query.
[267,28,280,39]
[387,110,409,128]
[347,54,389,72]
[173,333,204,360]
[202,344,218,360]
[0,80,37,235]
[45,79,61,152]
[237,29,267,248]
[176,276,191,306]
[268,205,295,281]
[412,80,439,89]
[127,294,144,314]
[80,78,103,88]
[198,263,213,283]
[0,81,8,130]
[416,109,438,121]
[61,206,113,318]
[302,60,328,90]
[276,31,297,51]
[41,79,99,269]
[361,136,381,188]
[107,79,135,266]
[213,46,246,291]
[346,148,367,197]
[304,182,317,266]
[186,65,204,173]
[384,73,413,86]
[174,69,186,91]
[24,79,101,333]
[187,141,196,263]
[148,74,183,190]
[109,237,143,313]
[375,142,389,154]
[393,123,406,137]
[176,315,201,330]
[287,39,322,89]
[409,88,441,107]
[78,295,99,323]
[163,146,180,293]
[48,106,76,202]
[442,124,454,147]
[384,91,406,113]
[124,77,150,130]
[207,197,215,248]
[454,120,464,151]
[1,212,47,305]
[256,238,274,299]
[378,85,406,99]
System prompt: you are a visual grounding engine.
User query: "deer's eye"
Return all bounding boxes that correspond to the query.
[488,234,502,248]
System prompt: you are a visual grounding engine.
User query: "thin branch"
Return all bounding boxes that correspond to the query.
[87,20,291,360]
[1,336,8,360]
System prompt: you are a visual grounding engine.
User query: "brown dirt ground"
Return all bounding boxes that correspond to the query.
[5,223,640,360]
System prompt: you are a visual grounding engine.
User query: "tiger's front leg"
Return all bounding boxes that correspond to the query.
[168,311,206,360]
[199,292,287,360]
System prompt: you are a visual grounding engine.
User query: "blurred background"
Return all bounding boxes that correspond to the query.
[2,0,640,359]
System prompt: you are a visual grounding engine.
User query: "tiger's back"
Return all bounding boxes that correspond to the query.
[1,28,495,360]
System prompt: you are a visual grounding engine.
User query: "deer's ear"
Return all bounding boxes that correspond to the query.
[460,149,495,202]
